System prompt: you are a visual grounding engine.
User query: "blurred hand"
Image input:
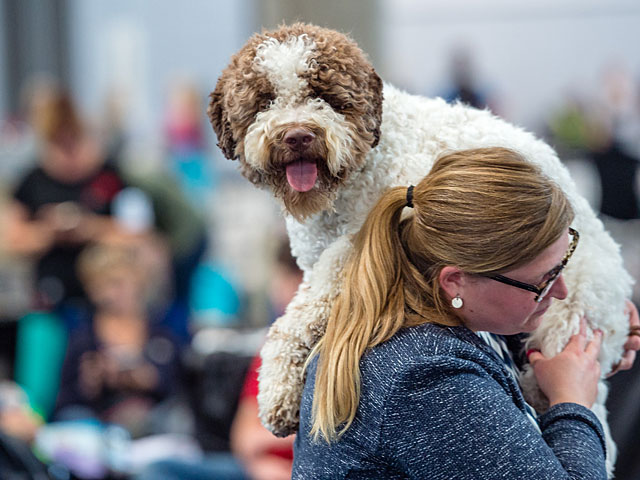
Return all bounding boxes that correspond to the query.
[3,202,55,255]
[78,351,108,398]
[0,407,42,443]
[528,317,602,408]
[37,202,91,244]
[36,202,118,245]
[116,363,159,392]
[607,300,640,377]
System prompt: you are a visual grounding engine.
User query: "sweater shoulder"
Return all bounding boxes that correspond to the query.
[361,323,495,380]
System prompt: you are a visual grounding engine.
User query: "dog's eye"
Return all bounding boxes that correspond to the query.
[258,95,274,111]
[260,100,271,110]
[315,90,352,112]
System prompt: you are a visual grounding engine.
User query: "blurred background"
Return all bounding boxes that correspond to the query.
[0,0,638,479]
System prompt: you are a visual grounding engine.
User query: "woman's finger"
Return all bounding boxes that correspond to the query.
[620,350,636,371]
[607,350,636,377]
[624,300,639,327]
[622,301,640,351]
[585,330,603,358]
[527,349,544,365]
[624,329,640,351]
[566,316,588,351]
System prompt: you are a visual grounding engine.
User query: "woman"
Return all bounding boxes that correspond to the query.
[6,90,128,313]
[293,147,616,479]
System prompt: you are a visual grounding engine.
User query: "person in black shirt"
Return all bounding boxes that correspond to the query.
[6,91,128,316]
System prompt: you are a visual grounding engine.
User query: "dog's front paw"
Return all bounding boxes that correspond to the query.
[257,321,309,436]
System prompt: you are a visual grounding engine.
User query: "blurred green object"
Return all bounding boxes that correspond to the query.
[14,311,67,419]
[548,102,591,151]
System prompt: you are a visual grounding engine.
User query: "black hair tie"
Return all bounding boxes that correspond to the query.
[406,185,415,208]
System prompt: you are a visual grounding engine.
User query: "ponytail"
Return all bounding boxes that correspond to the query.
[308,186,460,443]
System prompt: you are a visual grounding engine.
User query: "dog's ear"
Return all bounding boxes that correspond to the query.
[367,68,384,149]
[207,78,237,160]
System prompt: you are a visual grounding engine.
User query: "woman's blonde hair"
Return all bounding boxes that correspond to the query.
[309,147,575,442]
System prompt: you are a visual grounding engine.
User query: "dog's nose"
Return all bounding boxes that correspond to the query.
[284,128,315,151]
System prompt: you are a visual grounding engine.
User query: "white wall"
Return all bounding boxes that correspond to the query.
[380,0,640,130]
[67,0,254,143]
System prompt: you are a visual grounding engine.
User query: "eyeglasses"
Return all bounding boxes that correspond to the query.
[484,228,579,303]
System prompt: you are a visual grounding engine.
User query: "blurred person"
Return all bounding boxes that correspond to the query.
[136,236,301,480]
[54,240,180,438]
[165,80,206,154]
[546,74,640,304]
[586,63,640,480]
[587,63,640,220]
[164,80,216,208]
[583,63,640,303]
[441,45,498,113]
[121,169,209,344]
[3,89,129,319]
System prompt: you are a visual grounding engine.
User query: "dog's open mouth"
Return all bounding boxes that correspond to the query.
[286,159,318,192]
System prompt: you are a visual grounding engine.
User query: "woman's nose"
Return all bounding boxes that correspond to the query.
[550,273,569,300]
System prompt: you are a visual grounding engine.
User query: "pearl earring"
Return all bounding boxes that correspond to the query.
[451,294,463,309]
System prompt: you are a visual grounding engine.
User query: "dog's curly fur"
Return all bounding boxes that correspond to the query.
[209,23,382,220]
[209,23,632,476]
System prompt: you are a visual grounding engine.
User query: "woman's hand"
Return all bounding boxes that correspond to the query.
[528,317,602,408]
[607,300,640,377]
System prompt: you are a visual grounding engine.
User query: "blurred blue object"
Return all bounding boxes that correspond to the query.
[170,150,217,208]
[14,311,68,419]
[189,262,241,326]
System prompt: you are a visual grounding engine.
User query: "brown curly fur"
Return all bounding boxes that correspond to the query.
[208,23,383,219]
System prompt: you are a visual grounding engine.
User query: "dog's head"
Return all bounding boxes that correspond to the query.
[208,23,383,220]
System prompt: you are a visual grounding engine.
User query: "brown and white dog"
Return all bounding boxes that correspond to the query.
[209,23,631,475]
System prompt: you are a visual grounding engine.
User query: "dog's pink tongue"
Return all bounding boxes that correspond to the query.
[286,160,317,192]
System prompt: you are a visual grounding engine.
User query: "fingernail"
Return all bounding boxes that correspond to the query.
[526,348,540,358]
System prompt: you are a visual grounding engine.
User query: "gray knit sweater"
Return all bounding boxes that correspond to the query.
[292,323,606,479]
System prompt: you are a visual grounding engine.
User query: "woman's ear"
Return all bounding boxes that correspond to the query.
[439,266,466,301]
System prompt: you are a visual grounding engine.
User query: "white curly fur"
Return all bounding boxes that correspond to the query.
[211,25,633,477]
[253,34,316,101]
[244,97,354,174]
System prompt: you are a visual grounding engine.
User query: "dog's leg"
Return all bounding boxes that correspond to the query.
[257,236,352,436]
[257,280,317,437]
